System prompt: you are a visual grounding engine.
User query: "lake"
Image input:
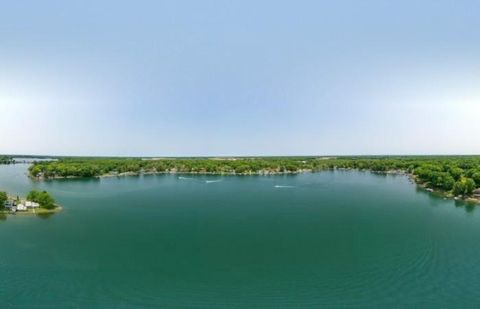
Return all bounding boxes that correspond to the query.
[1,164,480,308]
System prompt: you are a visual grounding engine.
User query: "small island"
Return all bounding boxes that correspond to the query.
[0,190,61,215]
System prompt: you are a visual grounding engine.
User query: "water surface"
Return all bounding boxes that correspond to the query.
[1,164,479,308]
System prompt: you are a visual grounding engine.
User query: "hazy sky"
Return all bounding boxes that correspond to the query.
[1,0,479,156]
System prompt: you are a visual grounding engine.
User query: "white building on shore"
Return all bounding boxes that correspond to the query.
[25,201,40,208]
[3,200,40,212]
[16,203,27,211]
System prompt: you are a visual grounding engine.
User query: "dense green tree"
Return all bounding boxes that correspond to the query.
[442,175,455,191]
[471,171,480,186]
[0,192,7,209]
[27,190,56,209]
[453,178,476,196]
[465,178,476,195]
[449,167,464,180]
[453,181,465,196]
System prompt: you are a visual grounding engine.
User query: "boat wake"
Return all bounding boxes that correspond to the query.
[179,176,194,180]
[274,185,295,188]
[205,180,222,184]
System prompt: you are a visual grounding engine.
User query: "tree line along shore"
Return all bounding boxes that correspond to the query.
[0,156,14,164]
[26,156,480,202]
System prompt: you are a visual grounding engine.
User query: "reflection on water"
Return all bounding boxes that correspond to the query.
[412,185,479,214]
[35,213,55,220]
[0,212,58,222]
[454,199,478,214]
[465,203,476,213]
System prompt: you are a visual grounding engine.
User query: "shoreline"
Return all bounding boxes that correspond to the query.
[0,205,62,216]
[31,168,480,205]
[31,168,315,180]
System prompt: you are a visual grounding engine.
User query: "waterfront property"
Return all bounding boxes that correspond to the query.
[3,198,41,213]
[1,188,55,214]
[16,203,27,211]
[3,199,15,210]
[25,201,40,208]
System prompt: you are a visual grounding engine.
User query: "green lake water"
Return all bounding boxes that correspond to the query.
[1,164,480,308]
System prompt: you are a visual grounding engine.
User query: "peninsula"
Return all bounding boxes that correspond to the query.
[0,190,60,215]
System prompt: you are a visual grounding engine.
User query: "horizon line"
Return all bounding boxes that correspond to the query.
[4,153,480,159]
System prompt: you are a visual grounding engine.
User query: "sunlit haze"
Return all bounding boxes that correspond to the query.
[1,0,479,156]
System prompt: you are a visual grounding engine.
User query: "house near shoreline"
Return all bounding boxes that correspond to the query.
[25,201,40,208]
[4,199,40,212]
[17,203,27,211]
[4,200,15,209]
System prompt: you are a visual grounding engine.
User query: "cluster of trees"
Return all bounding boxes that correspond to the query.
[312,156,480,196]
[29,157,319,178]
[413,164,479,195]
[0,191,7,209]
[27,190,56,209]
[29,156,480,196]
[0,156,13,164]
